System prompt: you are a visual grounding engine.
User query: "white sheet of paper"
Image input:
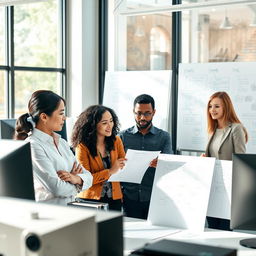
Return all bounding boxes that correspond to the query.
[108,149,160,183]
[148,154,215,232]
[207,160,232,219]
[124,221,181,240]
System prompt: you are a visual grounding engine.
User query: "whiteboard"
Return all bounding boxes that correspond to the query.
[103,71,172,131]
[177,62,256,153]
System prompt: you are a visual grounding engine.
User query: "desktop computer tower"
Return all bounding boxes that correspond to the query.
[96,211,123,256]
[68,200,124,256]
[0,198,97,256]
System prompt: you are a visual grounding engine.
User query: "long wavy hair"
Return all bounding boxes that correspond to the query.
[207,91,248,142]
[71,105,120,157]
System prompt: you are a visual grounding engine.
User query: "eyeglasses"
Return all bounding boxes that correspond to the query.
[134,111,153,117]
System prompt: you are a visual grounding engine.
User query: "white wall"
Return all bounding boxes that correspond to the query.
[66,0,99,117]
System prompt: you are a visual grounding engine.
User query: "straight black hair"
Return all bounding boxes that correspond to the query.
[15,90,65,140]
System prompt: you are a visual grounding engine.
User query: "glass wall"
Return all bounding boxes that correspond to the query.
[109,1,172,71]
[126,14,172,70]
[111,0,256,70]
[182,4,256,63]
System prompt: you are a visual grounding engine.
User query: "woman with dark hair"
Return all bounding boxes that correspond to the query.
[71,105,126,211]
[15,90,92,205]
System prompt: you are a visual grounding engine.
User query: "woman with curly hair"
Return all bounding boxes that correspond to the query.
[71,105,126,211]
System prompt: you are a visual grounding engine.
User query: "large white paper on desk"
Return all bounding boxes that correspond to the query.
[108,149,160,183]
[124,220,181,240]
[148,154,215,232]
[207,160,232,219]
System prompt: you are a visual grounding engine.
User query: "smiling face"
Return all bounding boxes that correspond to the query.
[208,97,224,121]
[46,100,66,132]
[96,110,114,138]
[38,99,66,135]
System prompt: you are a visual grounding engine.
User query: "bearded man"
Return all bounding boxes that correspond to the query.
[119,94,172,219]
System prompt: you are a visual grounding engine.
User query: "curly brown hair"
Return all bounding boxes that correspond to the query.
[71,105,120,157]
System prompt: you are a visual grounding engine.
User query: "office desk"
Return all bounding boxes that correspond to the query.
[124,218,256,256]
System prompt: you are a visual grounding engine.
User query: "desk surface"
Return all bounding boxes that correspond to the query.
[123,217,256,256]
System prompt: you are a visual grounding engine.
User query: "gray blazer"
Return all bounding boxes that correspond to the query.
[205,123,246,160]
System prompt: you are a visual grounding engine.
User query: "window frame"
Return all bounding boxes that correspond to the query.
[0,0,66,118]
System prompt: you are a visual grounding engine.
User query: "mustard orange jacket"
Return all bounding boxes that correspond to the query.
[76,136,125,200]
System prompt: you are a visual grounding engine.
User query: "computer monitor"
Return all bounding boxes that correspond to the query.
[55,120,67,141]
[0,140,35,200]
[231,153,256,248]
[0,119,16,139]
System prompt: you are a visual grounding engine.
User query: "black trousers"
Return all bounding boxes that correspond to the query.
[122,195,150,220]
[99,195,122,211]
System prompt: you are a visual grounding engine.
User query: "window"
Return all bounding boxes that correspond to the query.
[14,1,60,67]
[150,25,171,70]
[109,1,172,71]
[111,1,256,68]
[182,4,256,63]
[1,0,65,118]
[0,71,6,118]
[127,14,171,70]
[0,7,5,65]
[15,71,60,116]
[0,7,6,118]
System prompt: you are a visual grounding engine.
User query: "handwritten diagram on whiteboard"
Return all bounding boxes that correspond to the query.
[103,71,172,131]
[177,62,256,153]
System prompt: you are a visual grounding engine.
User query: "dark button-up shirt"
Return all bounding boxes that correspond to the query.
[119,125,172,202]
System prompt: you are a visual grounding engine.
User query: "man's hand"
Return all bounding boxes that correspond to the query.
[149,157,158,168]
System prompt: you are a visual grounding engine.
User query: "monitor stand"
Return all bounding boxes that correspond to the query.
[240,238,256,249]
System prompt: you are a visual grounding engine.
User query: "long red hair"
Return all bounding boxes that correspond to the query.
[207,91,248,142]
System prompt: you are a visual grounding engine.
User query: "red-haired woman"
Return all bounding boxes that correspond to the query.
[204,91,248,160]
[204,91,248,231]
